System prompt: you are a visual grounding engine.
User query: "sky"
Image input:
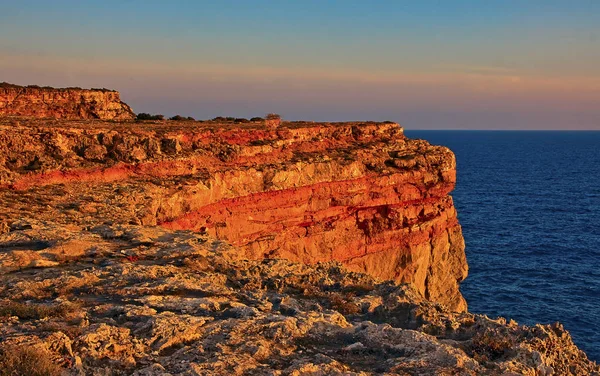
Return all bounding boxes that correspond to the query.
[1,1,599,129]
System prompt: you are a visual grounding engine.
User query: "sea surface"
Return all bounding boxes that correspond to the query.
[406,130,600,362]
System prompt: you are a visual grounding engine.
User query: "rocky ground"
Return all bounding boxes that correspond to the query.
[1,220,598,375]
[0,117,598,375]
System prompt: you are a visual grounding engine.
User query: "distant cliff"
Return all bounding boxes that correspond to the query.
[0,83,135,120]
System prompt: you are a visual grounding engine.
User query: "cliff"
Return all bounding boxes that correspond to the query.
[0,83,135,120]
[0,116,597,374]
[0,118,467,311]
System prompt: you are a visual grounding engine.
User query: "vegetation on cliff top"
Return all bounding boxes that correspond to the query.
[136,113,165,121]
[134,114,281,123]
[0,82,116,92]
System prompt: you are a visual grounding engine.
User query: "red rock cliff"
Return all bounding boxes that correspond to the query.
[0,118,468,311]
[0,83,135,120]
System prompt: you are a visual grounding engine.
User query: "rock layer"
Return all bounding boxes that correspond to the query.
[0,118,467,311]
[0,115,597,374]
[0,83,135,120]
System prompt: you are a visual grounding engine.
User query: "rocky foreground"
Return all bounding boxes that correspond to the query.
[0,221,597,375]
[0,113,597,374]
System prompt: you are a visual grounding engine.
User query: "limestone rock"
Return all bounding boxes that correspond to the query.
[0,224,596,375]
[0,114,596,374]
[0,118,467,311]
[0,82,135,120]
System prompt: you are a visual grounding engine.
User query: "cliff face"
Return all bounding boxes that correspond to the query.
[0,117,597,374]
[0,119,467,311]
[0,83,135,120]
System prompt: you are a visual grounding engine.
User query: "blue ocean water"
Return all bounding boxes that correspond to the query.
[406,130,600,362]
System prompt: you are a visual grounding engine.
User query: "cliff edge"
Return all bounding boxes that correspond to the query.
[0,118,467,311]
[0,104,596,373]
[0,83,135,120]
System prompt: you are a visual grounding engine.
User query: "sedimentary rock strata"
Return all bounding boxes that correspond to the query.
[0,118,467,311]
[0,113,597,374]
[0,83,135,120]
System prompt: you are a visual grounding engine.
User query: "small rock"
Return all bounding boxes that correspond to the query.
[30,259,60,268]
[83,144,107,161]
[342,342,365,351]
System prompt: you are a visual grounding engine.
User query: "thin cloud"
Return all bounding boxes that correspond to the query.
[440,64,518,75]
[2,53,598,104]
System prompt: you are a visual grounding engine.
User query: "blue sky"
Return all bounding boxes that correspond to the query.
[1,1,599,129]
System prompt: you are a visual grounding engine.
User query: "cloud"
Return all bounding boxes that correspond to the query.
[444,65,518,75]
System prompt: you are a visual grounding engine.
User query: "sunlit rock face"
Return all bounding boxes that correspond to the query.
[0,106,597,374]
[0,118,467,311]
[0,83,135,120]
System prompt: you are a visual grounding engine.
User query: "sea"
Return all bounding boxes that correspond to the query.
[406,130,600,362]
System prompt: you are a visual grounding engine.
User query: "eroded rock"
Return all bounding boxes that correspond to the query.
[0,115,596,374]
[0,83,135,120]
[0,119,467,311]
[0,224,596,375]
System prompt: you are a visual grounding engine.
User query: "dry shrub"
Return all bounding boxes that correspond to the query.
[0,345,62,376]
[328,293,360,315]
[0,301,79,320]
[471,328,516,361]
[37,321,84,340]
[342,282,375,295]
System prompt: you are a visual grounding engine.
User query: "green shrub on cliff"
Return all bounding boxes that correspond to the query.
[136,113,164,121]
